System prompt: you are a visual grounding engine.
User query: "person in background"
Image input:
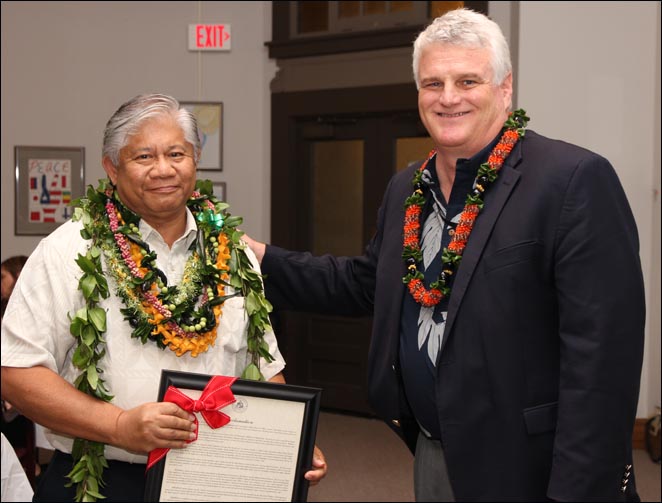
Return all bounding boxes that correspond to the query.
[1,255,38,487]
[1,432,34,502]
[1,256,28,320]
[242,8,645,502]
[1,94,326,502]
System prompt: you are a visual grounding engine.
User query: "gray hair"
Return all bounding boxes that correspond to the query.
[412,9,512,90]
[102,94,201,165]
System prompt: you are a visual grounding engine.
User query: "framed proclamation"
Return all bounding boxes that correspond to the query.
[144,370,322,502]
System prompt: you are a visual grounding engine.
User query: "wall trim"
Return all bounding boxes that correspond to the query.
[633,417,647,450]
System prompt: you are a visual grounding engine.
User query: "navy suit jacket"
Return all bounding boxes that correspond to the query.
[262,130,645,501]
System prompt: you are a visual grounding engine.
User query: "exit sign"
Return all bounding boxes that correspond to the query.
[188,24,231,51]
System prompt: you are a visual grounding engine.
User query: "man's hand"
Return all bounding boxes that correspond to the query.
[114,402,196,454]
[241,234,266,264]
[304,445,328,486]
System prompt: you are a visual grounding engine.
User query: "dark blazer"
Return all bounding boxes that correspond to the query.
[262,130,645,501]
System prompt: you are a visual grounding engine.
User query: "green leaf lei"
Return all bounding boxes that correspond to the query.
[65,179,274,501]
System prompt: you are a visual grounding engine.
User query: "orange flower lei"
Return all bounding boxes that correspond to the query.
[101,189,230,357]
[73,178,275,361]
[402,109,529,307]
[102,189,230,357]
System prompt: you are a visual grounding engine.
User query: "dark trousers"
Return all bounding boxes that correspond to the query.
[414,431,455,502]
[1,413,37,488]
[33,450,146,502]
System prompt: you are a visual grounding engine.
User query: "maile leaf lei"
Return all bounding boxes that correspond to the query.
[65,179,274,501]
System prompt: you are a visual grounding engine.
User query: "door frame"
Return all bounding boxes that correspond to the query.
[271,83,419,249]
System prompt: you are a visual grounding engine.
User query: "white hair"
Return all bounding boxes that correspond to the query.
[412,9,512,90]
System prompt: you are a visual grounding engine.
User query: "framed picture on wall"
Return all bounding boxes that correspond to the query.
[14,145,85,236]
[212,181,227,201]
[181,101,223,171]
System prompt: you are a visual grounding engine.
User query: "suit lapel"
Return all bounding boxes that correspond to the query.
[385,164,421,320]
[439,144,523,354]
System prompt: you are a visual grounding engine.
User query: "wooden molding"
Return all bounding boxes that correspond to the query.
[633,417,647,450]
[267,1,488,60]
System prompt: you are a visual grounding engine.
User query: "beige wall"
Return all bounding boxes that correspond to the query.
[1,0,276,255]
[517,0,661,418]
[1,1,659,417]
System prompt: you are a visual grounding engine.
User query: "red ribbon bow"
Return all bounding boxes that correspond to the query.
[147,375,237,470]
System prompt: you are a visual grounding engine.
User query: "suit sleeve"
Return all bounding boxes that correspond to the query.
[260,175,400,317]
[547,154,645,501]
[261,246,374,316]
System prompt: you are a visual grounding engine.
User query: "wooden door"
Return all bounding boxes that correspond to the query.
[271,85,433,415]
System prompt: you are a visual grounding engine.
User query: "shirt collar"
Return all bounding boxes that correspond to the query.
[455,130,502,170]
[138,207,198,249]
[425,131,504,188]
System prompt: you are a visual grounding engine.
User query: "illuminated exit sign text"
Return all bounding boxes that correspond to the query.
[188,24,231,51]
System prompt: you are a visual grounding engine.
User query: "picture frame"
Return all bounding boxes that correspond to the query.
[144,369,321,502]
[212,181,227,201]
[181,101,223,171]
[14,145,85,236]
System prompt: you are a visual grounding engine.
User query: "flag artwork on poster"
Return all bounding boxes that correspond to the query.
[27,157,73,223]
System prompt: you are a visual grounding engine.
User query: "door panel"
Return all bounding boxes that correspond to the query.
[396,136,436,172]
[311,139,364,256]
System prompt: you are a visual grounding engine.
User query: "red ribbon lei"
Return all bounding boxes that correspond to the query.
[146,375,237,470]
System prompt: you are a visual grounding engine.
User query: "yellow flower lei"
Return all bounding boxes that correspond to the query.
[66,178,275,501]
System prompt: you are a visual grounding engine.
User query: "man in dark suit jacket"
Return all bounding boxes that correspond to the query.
[244,8,645,502]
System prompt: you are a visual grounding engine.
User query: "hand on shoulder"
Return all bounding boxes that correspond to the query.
[240,233,266,264]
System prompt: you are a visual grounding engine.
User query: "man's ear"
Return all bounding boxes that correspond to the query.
[102,156,118,185]
[501,73,513,111]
